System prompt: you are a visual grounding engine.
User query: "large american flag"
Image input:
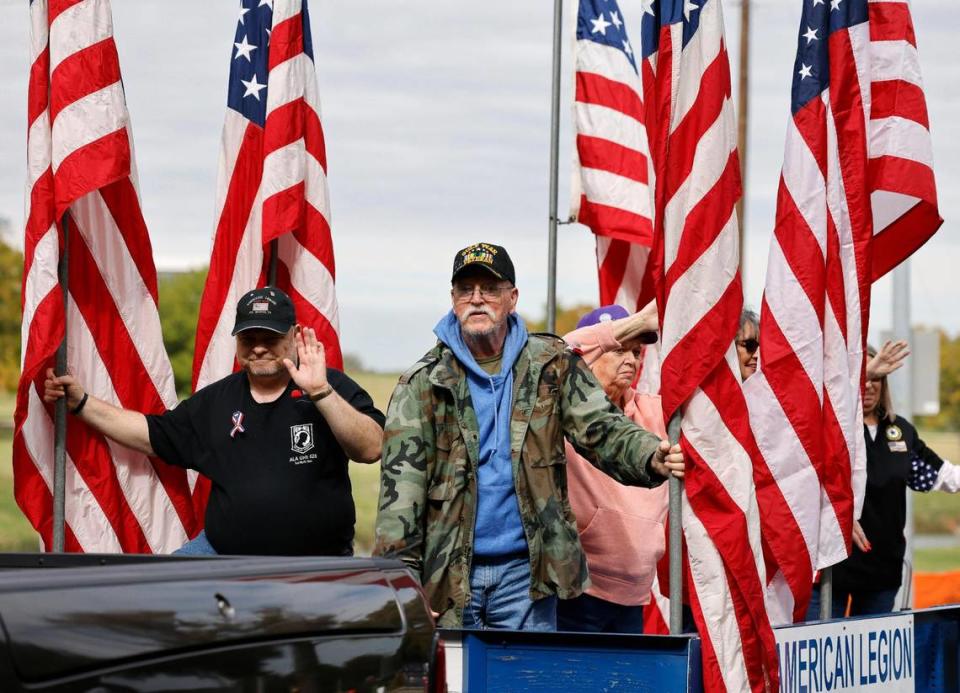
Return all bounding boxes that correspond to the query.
[572,0,655,311]
[641,0,778,690]
[745,0,942,623]
[15,0,198,552]
[191,0,341,514]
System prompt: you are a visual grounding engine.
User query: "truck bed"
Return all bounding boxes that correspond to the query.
[0,553,437,692]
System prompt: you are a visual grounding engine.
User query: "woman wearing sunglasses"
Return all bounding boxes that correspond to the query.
[736,310,760,381]
[825,342,960,616]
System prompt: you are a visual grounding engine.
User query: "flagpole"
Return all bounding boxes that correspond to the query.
[667,413,683,633]
[736,0,750,276]
[52,213,70,552]
[267,238,279,287]
[546,0,564,333]
[819,566,832,619]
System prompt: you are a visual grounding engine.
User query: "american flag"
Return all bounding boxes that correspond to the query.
[745,0,941,623]
[572,0,655,311]
[641,0,778,690]
[15,0,198,552]
[191,0,341,513]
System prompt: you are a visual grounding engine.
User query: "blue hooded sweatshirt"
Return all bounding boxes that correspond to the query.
[434,310,529,558]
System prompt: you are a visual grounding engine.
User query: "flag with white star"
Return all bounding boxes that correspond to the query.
[571,0,655,313]
[746,0,943,648]
[192,0,341,519]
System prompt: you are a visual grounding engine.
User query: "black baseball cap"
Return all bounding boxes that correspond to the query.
[451,243,515,285]
[231,287,296,335]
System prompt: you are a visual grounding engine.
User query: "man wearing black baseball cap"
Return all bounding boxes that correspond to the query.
[375,243,684,632]
[44,287,384,556]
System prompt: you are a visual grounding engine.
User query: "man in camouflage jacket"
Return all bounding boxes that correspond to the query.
[374,243,684,629]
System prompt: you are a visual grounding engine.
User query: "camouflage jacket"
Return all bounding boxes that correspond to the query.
[373,333,664,627]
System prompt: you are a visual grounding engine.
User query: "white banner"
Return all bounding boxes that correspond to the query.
[775,614,914,692]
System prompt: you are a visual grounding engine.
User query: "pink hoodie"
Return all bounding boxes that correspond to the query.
[563,321,668,606]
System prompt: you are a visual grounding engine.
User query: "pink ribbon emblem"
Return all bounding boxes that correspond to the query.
[230,411,245,438]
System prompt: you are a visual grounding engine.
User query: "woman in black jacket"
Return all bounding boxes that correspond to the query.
[830,345,959,616]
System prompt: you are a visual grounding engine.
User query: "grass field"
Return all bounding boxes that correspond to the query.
[4,380,960,569]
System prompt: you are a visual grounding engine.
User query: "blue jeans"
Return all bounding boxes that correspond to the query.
[462,553,556,631]
[557,592,645,634]
[173,529,218,556]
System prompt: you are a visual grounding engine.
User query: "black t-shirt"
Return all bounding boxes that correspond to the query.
[146,370,385,556]
[833,416,943,591]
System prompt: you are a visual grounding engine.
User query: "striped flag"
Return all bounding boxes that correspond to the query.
[641,1,778,690]
[15,0,198,552]
[191,0,341,514]
[745,0,942,623]
[571,0,655,312]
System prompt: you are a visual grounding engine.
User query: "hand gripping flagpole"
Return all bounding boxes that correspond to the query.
[667,412,683,633]
[52,212,70,552]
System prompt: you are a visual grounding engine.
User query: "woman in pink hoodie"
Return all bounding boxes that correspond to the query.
[558,303,667,633]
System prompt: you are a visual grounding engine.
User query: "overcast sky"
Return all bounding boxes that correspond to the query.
[0,0,956,371]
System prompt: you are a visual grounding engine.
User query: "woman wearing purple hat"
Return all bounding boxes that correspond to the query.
[558,301,666,633]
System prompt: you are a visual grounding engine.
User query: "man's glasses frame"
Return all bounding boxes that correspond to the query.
[452,282,513,302]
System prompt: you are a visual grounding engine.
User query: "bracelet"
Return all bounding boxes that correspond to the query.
[71,392,89,416]
[309,386,334,402]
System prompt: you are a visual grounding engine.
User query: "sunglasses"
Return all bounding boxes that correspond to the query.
[737,338,760,355]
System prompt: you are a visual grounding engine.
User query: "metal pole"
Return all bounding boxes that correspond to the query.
[819,566,832,620]
[667,413,683,633]
[735,0,750,277]
[891,260,913,609]
[546,0,563,333]
[267,238,279,287]
[52,213,70,552]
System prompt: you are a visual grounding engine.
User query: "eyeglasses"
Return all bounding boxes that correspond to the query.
[737,338,759,355]
[452,283,512,302]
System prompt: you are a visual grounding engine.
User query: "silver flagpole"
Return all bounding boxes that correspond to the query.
[52,213,70,552]
[667,413,683,633]
[819,566,832,620]
[546,0,564,333]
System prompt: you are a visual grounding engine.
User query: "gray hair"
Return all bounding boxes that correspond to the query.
[739,309,759,334]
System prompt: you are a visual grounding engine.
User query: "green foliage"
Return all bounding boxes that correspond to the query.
[914,546,960,573]
[915,331,960,432]
[522,302,597,336]
[0,241,23,391]
[157,269,208,398]
[342,352,365,373]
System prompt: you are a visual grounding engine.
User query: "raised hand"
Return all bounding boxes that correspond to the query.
[866,340,910,381]
[614,299,659,343]
[283,327,330,397]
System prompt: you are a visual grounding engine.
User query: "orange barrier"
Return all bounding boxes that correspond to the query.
[914,570,960,609]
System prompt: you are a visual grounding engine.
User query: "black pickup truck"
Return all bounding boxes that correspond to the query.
[0,553,442,692]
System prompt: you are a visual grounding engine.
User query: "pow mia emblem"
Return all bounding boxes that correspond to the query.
[886,425,903,442]
[291,423,315,454]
